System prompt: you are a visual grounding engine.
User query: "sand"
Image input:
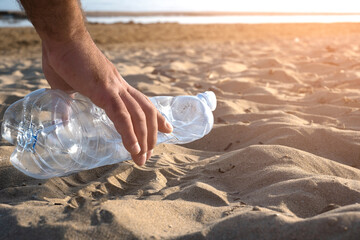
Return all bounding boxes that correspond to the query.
[0,23,360,239]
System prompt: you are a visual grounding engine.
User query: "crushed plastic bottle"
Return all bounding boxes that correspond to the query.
[1,89,216,179]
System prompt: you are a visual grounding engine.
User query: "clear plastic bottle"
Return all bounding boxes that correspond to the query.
[1,89,216,179]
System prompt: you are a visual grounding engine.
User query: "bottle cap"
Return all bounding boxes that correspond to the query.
[198,91,217,111]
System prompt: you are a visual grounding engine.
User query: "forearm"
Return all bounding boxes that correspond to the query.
[18,0,87,43]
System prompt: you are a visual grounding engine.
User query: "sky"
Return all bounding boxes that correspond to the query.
[1,0,360,13]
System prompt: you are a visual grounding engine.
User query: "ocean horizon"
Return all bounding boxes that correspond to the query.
[2,0,359,27]
[1,13,360,28]
[1,0,358,13]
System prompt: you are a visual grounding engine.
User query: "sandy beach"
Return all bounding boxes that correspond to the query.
[0,22,360,239]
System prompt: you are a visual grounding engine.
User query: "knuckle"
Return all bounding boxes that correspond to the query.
[147,105,157,117]
[89,86,116,108]
[134,110,147,123]
[115,109,131,122]
[142,103,157,118]
[103,101,130,124]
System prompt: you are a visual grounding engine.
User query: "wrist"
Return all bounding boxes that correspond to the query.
[41,26,89,49]
[41,29,94,69]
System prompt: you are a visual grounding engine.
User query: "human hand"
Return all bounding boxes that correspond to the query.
[41,31,173,166]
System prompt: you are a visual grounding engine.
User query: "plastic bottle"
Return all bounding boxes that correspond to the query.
[1,89,216,179]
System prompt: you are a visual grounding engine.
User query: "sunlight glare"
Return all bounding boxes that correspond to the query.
[220,0,359,13]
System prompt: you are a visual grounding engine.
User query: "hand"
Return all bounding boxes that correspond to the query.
[41,31,173,166]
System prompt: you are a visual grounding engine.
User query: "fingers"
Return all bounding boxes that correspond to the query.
[99,91,141,159]
[98,86,154,166]
[128,89,158,161]
[129,87,173,134]
[92,74,172,166]
[157,111,173,134]
[120,91,148,166]
[142,94,173,134]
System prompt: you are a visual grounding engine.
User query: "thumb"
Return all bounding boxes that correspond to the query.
[157,111,173,133]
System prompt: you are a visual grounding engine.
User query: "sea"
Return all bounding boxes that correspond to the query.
[1,0,360,27]
[1,14,360,28]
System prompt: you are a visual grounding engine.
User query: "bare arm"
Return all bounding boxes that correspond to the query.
[18,0,173,165]
[18,0,86,42]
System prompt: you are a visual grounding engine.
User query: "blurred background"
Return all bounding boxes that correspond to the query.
[0,0,359,12]
[0,0,360,27]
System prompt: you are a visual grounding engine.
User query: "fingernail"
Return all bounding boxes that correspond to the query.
[165,119,173,131]
[146,150,153,160]
[131,142,141,154]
